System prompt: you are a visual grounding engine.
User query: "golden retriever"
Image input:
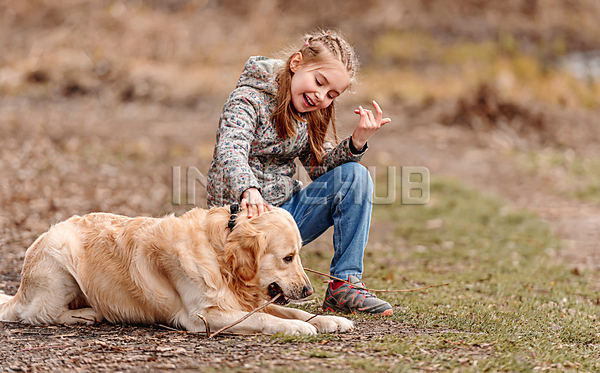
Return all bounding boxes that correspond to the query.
[0,206,353,335]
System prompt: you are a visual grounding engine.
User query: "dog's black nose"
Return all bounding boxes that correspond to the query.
[301,284,314,298]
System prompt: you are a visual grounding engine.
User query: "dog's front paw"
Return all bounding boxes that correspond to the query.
[309,315,354,333]
[59,308,102,325]
[269,320,317,335]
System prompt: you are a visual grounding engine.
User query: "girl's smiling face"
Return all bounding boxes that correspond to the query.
[289,52,350,113]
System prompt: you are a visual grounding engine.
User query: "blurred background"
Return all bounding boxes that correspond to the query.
[1,0,600,272]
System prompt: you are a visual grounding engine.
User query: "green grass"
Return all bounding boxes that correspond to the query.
[513,149,600,205]
[295,177,600,372]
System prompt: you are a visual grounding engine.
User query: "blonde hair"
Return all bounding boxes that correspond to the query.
[271,30,359,167]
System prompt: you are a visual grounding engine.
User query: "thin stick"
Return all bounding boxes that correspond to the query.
[157,324,182,332]
[53,333,77,339]
[209,294,281,339]
[304,268,448,293]
[71,315,97,323]
[305,314,319,323]
[156,324,207,335]
[19,345,71,352]
[196,313,210,338]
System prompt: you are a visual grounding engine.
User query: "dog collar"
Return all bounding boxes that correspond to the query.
[227,203,240,231]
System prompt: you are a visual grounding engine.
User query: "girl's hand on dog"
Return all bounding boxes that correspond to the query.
[241,187,273,218]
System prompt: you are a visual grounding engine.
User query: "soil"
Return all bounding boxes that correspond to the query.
[1,319,438,372]
[2,0,600,371]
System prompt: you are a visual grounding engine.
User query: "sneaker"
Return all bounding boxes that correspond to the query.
[322,275,393,316]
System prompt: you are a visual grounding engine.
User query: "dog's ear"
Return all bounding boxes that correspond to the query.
[225,223,268,282]
[205,206,231,251]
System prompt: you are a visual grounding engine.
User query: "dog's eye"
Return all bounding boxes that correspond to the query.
[283,255,294,263]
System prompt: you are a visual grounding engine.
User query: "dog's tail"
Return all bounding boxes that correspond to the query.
[0,292,18,321]
[0,293,13,303]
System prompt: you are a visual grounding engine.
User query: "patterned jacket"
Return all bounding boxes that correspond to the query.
[206,56,366,207]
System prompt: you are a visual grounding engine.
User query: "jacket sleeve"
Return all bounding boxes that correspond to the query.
[212,90,262,202]
[298,136,367,181]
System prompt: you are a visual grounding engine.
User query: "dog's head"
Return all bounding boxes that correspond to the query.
[222,207,313,305]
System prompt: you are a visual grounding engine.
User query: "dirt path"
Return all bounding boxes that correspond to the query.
[3,318,449,372]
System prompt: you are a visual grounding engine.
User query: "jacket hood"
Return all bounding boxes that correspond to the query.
[235,56,283,96]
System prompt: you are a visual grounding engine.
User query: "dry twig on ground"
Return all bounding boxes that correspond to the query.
[304,268,448,293]
[196,313,210,337]
[209,294,282,339]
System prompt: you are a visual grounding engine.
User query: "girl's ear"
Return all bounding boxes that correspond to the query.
[290,52,303,73]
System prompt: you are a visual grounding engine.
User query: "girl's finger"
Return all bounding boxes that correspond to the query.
[244,201,253,218]
[355,107,367,126]
[257,203,265,216]
[372,100,383,113]
[372,101,383,123]
[354,106,363,116]
[366,109,375,123]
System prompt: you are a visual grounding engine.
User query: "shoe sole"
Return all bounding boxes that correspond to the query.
[323,303,394,316]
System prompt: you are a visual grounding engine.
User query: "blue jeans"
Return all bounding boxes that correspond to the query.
[281,162,373,281]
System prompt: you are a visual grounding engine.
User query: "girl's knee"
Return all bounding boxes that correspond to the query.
[334,163,373,203]
[338,163,373,190]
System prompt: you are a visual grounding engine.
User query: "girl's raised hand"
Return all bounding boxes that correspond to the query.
[351,100,391,150]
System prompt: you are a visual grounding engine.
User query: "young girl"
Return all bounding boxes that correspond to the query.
[207,30,393,316]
